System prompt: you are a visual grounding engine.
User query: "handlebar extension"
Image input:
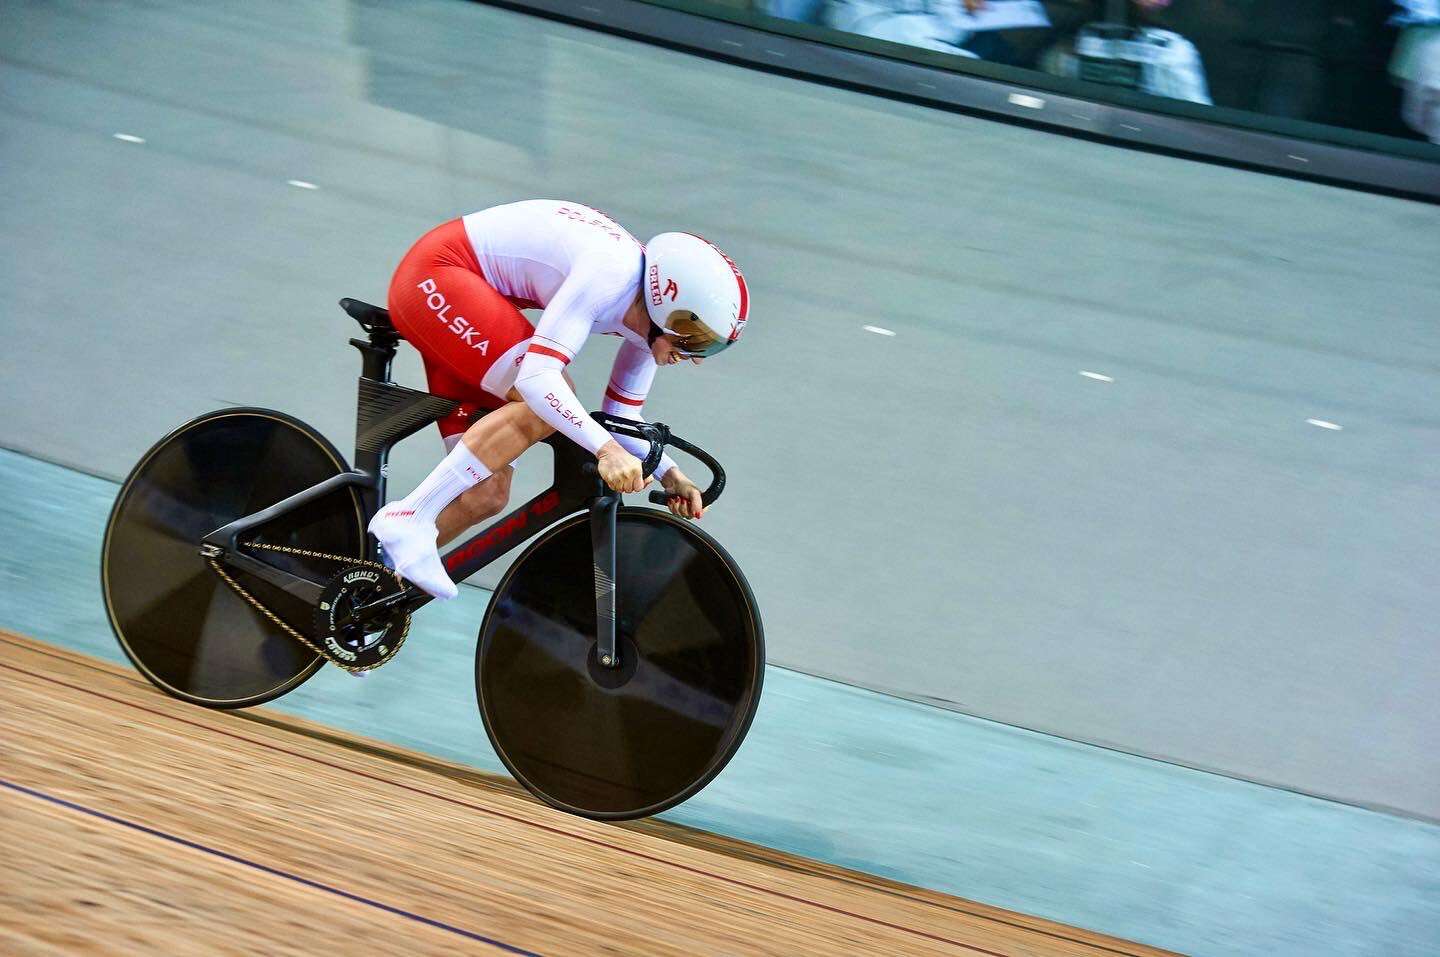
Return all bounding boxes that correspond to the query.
[585,412,726,508]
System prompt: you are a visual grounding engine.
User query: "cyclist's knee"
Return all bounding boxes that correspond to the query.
[514,401,555,442]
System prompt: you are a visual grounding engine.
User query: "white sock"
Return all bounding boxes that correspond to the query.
[394,441,492,525]
[369,443,492,599]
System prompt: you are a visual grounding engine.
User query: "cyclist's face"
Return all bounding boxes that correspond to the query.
[651,334,705,367]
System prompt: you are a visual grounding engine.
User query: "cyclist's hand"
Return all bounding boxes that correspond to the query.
[596,441,646,494]
[660,469,704,520]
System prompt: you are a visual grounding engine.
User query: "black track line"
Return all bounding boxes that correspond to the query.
[0,777,540,956]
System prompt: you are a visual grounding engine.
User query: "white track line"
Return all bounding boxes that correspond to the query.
[1306,419,1343,431]
[1079,370,1114,382]
[287,179,319,190]
[112,133,146,143]
[863,325,896,337]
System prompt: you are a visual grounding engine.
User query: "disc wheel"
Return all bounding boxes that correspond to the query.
[476,508,764,820]
[102,408,365,708]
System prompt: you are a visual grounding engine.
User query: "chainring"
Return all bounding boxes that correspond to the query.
[313,565,410,671]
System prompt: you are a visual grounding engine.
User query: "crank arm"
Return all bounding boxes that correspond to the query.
[352,584,431,623]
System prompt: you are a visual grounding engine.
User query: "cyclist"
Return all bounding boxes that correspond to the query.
[368,200,750,599]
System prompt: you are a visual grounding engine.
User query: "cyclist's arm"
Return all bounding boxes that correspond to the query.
[603,341,677,481]
[512,265,625,455]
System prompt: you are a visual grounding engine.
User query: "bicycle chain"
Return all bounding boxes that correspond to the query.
[206,541,410,675]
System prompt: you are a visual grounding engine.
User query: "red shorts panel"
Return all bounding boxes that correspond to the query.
[387,219,535,434]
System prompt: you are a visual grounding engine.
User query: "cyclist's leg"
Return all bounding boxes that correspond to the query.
[439,465,512,546]
[433,374,602,544]
[379,390,563,592]
[417,357,516,545]
[416,350,579,545]
[374,222,544,597]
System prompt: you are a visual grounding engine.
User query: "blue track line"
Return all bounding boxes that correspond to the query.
[0,777,541,955]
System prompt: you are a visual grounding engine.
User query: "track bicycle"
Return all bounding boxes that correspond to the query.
[101,298,765,820]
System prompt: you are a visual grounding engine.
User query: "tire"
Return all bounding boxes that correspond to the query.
[101,408,365,708]
[476,508,764,820]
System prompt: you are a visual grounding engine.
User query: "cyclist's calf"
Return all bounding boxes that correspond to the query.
[459,466,514,521]
[438,466,512,547]
[433,398,559,547]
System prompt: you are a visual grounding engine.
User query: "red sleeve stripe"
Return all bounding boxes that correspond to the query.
[605,386,645,407]
[526,344,571,365]
[531,334,574,355]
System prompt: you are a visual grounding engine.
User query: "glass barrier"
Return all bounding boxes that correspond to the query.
[667,0,1440,160]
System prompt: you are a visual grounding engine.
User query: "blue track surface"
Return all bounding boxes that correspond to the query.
[3,447,1439,956]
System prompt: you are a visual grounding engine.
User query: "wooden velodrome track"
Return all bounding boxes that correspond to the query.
[0,632,1175,956]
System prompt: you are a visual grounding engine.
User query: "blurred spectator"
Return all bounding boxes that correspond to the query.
[1391,0,1440,140]
[819,0,1210,103]
[822,0,983,56]
[1036,1,1213,104]
[752,0,1440,142]
[754,0,829,22]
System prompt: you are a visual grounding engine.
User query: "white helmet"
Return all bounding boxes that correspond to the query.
[643,232,749,358]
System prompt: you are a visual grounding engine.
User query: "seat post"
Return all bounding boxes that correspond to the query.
[339,297,401,384]
[350,334,397,384]
[339,297,405,550]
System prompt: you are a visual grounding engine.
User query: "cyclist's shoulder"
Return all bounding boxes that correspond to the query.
[476,199,638,249]
[470,199,636,238]
[561,207,644,288]
[469,199,641,294]
[566,250,642,319]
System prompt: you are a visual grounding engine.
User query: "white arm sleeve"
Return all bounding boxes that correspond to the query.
[602,341,677,480]
[513,261,627,455]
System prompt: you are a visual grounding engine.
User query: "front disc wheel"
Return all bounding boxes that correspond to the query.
[476,509,764,820]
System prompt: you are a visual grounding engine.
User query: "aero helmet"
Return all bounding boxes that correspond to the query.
[643,232,749,357]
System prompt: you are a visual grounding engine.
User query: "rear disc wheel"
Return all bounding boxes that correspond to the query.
[101,408,365,707]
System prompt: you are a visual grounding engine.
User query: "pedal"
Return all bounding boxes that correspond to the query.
[314,565,410,671]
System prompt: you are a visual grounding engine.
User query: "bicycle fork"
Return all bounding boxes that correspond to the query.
[590,493,621,669]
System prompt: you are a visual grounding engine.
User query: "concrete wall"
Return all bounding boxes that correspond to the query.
[3,0,1437,817]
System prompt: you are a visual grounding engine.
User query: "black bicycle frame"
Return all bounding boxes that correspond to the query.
[199,302,690,668]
